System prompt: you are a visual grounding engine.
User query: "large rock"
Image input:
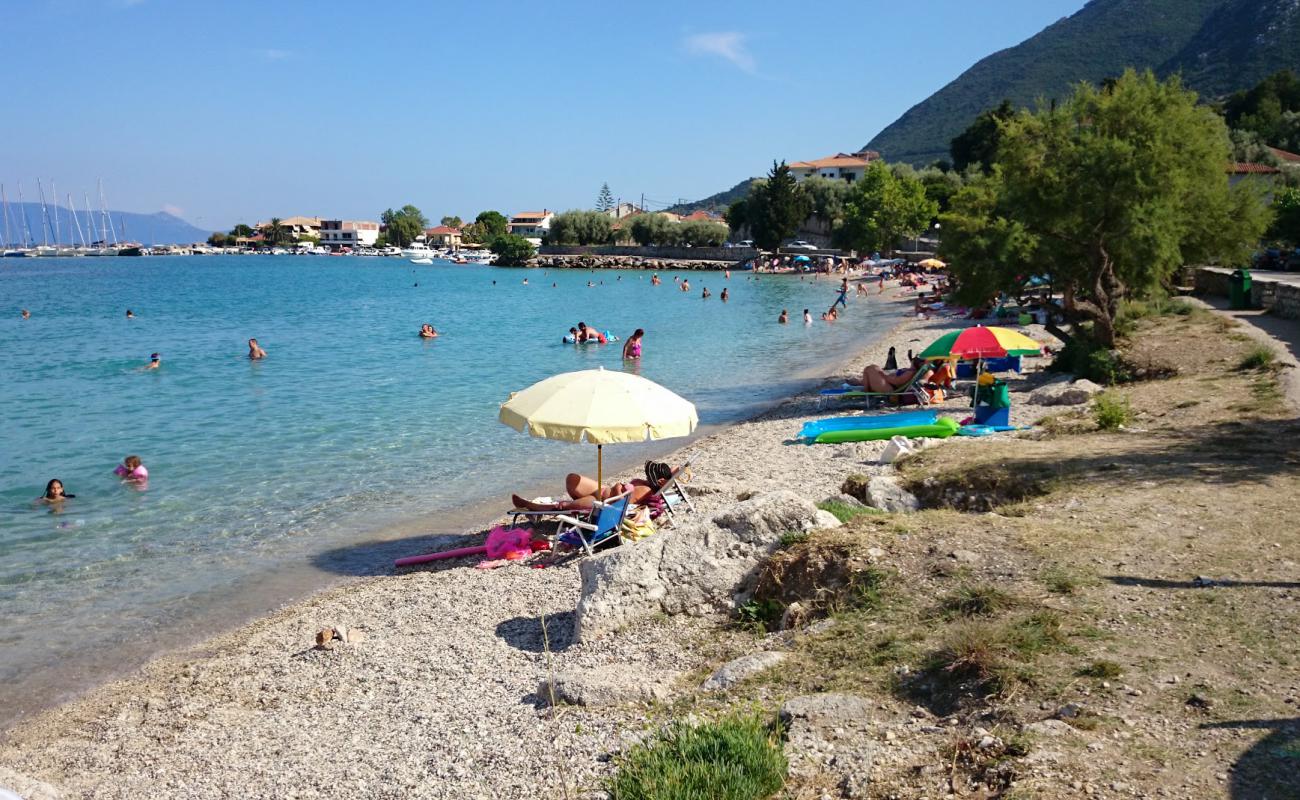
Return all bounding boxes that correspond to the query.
[780,694,876,797]
[539,664,678,707]
[574,492,832,642]
[1029,378,1103,406]
[701,652,787,691]
[865,476,919,512]
[713,491,831,542]
[0,767,61,800]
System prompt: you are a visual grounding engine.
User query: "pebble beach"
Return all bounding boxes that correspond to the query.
[0,289,1064,800]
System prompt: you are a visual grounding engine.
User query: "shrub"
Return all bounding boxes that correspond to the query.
[1092,391,1134,430]
[487,233,535,266]
[737,598,784,630]
[1041,565,1083,595]
[1050,336,1130,384]
[1239,344,1278,371]
[546,210,614,245]
[608,714,787,800]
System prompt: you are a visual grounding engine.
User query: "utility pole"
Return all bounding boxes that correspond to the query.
[640,193,644,213]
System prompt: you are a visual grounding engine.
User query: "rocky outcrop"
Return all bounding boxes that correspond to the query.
[701,652,788,691]
[529,254,741,271]
[573,492,834,642]
[865,476,920,513]
[1028,378,1103,406]
[539,665,678,707]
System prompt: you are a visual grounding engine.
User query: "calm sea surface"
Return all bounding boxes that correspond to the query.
[0,255,901,726]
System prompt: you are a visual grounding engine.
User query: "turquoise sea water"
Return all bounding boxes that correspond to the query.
[0,255,899,725]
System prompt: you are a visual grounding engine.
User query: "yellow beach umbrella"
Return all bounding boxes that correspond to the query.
[499,368,698,485]
[918,258,946,269]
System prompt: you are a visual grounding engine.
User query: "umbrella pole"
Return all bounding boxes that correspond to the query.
[597,444,603,489]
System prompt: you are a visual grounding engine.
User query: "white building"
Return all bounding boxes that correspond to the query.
[320,219,380,250]
[507,210,554,241]
[788,149,881,183]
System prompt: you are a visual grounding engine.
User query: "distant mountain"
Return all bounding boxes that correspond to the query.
[665,178,758,216]
[866,0,1229,165]
[2,202,210,246]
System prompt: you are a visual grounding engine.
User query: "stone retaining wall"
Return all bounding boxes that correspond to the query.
[539,244,754,262]
[1193,266,1300,320]
[528,253,742,272]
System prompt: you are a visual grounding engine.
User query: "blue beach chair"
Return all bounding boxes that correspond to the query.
[554,490,632,556]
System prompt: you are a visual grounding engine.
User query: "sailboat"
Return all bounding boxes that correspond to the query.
[32,180,57,257]
[1,184,27,257]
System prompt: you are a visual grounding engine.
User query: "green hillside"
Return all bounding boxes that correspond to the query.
[1159,0,1300,97]
[865,0,1229,165]
[665,178,758,215]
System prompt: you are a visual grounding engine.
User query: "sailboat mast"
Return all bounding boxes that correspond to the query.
[69,193,87,247]
[85,192,96,245]
[51,180,62,245]
[37,179,51,247]
[1,185,10,248]
[18,183,32,247]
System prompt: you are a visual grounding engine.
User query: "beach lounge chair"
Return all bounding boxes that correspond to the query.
[644,459,695,520]
[553,490,632,556]
[819,363,936,408]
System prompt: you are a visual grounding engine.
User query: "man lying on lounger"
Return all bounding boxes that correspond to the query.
[512,461,677,512]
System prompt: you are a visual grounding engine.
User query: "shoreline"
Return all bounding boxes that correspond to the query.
[0,286,913,737]
[2,290,1007,798]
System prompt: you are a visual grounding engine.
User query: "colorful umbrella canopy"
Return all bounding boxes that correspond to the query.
[918,326,1041,361]
[917,258,946,269]
[499,368,698,484]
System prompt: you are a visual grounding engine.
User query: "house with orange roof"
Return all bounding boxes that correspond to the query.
[788,149,881,183]
[254,215,322,240]
[424,225,462,248]
[683,210,726,224]
[1268,146,1300,168]
[507,209,554,241]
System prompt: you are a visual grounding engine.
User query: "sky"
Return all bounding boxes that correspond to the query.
[2,0,1087,231]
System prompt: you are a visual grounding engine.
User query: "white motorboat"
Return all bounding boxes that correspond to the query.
[409,257,434,265]
[460,250,494,264]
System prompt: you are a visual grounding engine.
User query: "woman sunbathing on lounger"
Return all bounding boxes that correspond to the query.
[512,461,676,512]
[854,358,924,393]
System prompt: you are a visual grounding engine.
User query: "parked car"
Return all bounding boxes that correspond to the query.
[785,240,818,251]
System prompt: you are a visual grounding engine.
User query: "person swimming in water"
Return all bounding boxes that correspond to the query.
[248,338,267,360]
[702,286,711,299]
[720,287,729,302]
[680,279,690,292]
[126,309,135,319]
[21,309,30,320]
[576,322,607,343]
[803,309,812,325]
[146,352,161,370]
[622,328,644,360]
[419,324,438,339]
[778,309,788,324]
[39,479,74,505]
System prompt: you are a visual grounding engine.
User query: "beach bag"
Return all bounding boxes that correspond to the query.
[618,506,657,542]
[485,525,534,560]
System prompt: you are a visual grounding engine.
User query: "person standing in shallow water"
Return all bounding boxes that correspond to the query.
[778,309,788,324]
[248,338,267,360]
[622,329,644,360]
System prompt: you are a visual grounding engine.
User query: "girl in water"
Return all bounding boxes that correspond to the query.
[115,455,149,483]
[39,479,74,505]
[419,324,438,338]
[622,329,644,360]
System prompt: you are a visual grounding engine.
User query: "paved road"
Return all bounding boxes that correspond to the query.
[1204,266,1300,286]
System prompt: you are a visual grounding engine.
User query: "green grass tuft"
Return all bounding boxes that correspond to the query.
[1077,659,1123,679]
[1239,344,1278,371]
[736,598,784,631]
[608,713,787,800]
[816,500,877,524]
[1041,565,1083,595]
[777,531,809,548]
[938,585,1019,619]
[1092,391,1134,430]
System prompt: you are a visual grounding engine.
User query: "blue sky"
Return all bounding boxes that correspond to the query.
[3,0,1086,231]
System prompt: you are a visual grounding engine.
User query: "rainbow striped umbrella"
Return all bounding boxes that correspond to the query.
[918,326,1041,361]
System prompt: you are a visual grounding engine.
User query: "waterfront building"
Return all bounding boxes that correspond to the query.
[507,210,554,245]
[254,216,322,240]
[424,225,463,249]
[320,219,380,249]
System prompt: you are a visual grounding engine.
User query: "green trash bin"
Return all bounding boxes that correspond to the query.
[1229,268,1252,310]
